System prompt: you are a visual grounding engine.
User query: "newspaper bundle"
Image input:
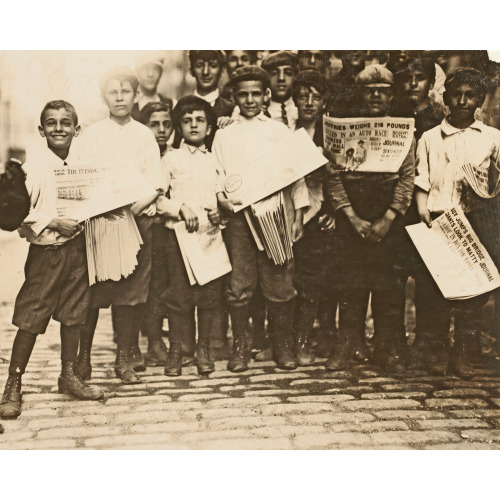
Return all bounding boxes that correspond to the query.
[223,127,328,211]
[461,162,500,199]
[54,161,157,285]
[174,221,232,286]
[323,116,415,173]
[406,206,500,300]
[245,192,293,266]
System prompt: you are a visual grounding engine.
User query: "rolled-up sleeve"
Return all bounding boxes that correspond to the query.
[415,135,431,193]
[390,138,416,215]
[325,163,351,212]
[290,177,310,210]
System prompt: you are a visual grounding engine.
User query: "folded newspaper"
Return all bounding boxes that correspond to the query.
[174,221,232,286]
[406,206,500,300]
[461,162,500,199]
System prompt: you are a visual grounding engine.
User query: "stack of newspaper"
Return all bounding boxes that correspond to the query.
[462,162,500,199]
[246,192,293,266]
[85,207,143,286]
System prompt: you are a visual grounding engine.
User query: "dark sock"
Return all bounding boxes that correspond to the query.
[112,305,138,351]
[198,308,214,341]
[60,324,81,363]
[228,304,250,339]
[8,329,38,376]
[144,315,163,344]
[168,310,195,345]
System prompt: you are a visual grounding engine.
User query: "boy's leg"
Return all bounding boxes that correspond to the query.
[249,285,268,355]
[196,308,215,375]
[59,324,104,399]
[76,308,99,380]
[0,329,37,418]
[165,310,193,377]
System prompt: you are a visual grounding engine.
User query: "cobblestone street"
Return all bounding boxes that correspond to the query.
[1,232,500,450]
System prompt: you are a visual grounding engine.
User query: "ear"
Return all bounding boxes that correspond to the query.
[74,125,81,138]
[38,126,45,138]
[429,79,435,91]
[265,88,272,101]
[443,90,449,107]
[133,91,139,104]
[206,124,213,137]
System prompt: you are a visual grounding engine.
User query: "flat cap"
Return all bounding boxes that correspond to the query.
[230,65,270,89]
[355,64,394,87]
[261,50,299,72]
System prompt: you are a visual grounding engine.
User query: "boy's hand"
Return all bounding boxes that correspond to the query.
[318,213,335,232]
[291,219,304,242]
[205,206,221,226]
[217,116,235,129]
[366,209,397,243]
[419,210,433,228]
[217,193,242,216]
[179,205,199,232]
[47,218,82,237]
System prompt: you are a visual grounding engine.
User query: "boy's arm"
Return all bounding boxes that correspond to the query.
[155,154,185,218]
[415,188,432,227]
[290,177,309,242]
[414,135,433,227]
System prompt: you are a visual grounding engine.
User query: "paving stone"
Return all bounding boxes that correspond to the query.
[0,439,76,450]
[205,416,287,431]
[358,377,399,384]
[37,426,123,440]
[341,399,421,411]
[289,379,348,387]
[361,392,427,400]
[110,391,149,397]
[192,438,292,450]
[180,429,253,443]
[461,429,500,443]
[154,388,212,395]
[248,373,310,383]
[114,410,181,425]
[425,398,489,410]
[193,408,260,419]
[22,393,72,402]
[491,399,500,408]
[20,408,60,418]
[381,384,435,392]
[331,420,409,433]
[84,434,177,448]
[27,416,84,430]
[250,425,328,438]
[63,404,129,416]
[243,389,309,397]
[449,409,500,419]
[288,413,375,425]
[152,402,204,411]
[294,432,373,448]
[0,431,35,443]
[374,410,446,420]
[442,381,500,389]
[325,386,378,394]
[129,421,204,434]
[190,378,240,387]
[105,395,172,406]
[414,419,491,431]
[424,442,500,450]
[207,397,281,408]
[370,430,462,446]
[432,388,491,398]
[221,384,277,392]
[287,395,355,403]
[178,393,229,402]
[211,369,266,378]
[261,403,338,416]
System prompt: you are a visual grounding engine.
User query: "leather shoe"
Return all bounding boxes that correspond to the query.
[227,337,250,373]
[165,343,183,376]
[131,345,146,372]
[0,375,22,419]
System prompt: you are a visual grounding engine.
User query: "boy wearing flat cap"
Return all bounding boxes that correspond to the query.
[213,65,309,372]
[325,64,416,374]
[261,51,299,130]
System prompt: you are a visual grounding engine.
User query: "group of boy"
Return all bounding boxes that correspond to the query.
[1,50,499,424]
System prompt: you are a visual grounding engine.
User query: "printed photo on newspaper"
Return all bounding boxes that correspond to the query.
[406,206,500,300]
[323,116,415,173]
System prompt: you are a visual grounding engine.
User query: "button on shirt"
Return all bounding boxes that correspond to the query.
[18,147,82,245]
[78,118,162,214]
[267,98,298,130]
[415,118,500,214]
[156,143,220,229]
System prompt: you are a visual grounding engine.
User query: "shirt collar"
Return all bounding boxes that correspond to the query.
[182,142,208,154]
[441,117,485,136]
[235,110,268,123]
[105,116,135,130]
[194,88,219,106]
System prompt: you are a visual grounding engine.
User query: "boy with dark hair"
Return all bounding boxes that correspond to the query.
[291,70,337,366]
[0,158,30,232]
[261,51,300,130]
[225,50,257,77]
[156,95,222,376]
[414,67,500,377]
[213,65,309,372]
[298,51,330,75]
[76,67,162,384]
[325,65,416,373]
[138,101,174,367]
[0,100,104,420]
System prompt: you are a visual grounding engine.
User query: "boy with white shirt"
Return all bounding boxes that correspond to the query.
[0,100,104,420]
[213,65,309,372]
[414,67,500,378]
[76,67,162,385]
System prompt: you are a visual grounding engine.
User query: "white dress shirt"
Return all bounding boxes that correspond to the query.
[194,88,220,107]
[267,97,298,131]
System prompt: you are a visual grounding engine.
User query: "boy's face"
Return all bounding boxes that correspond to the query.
[268,64,295,102]
[147,111,173,148]
[360,85,393,117]
[445,83,482,122]
[295,85,325,122]
[179,110,211,148]
[298,51,325,73]
[234,80,265,118]
[38,108,80,154]
[136,63,162,92]
[398,70,433,104]
[227,51,252,76]
[191,57,222,93]
[102,79,136,118]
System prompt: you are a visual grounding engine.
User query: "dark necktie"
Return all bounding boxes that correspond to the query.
[281,102,288,126]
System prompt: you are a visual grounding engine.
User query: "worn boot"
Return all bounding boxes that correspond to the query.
[296,336,315,366]
[58,362,104,399]
[76,310,98,381]
[196,339,215,375]
[0,374,22,418]
[131,345,146,372]
[165,343,183,377]
[227,305,250,372]
[449,340,474,379]
[325,332,351,371]
[269,301,298,370]
[115,349,141,384]
[146,340,168,367]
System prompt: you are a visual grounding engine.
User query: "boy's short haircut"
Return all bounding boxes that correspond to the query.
[261,51,299,74]
[230,65,270,91]
[40,100,78,127]
[188,50,226,68]
[444,67,489,98]
[172,95,216,132]
[99,66,139,94]
[224,50,258,64]
[139,102,172,125]
[393,57,436,82]
[292,70,329,99]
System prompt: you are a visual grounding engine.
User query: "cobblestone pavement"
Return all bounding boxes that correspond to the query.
[1,233,500,450]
